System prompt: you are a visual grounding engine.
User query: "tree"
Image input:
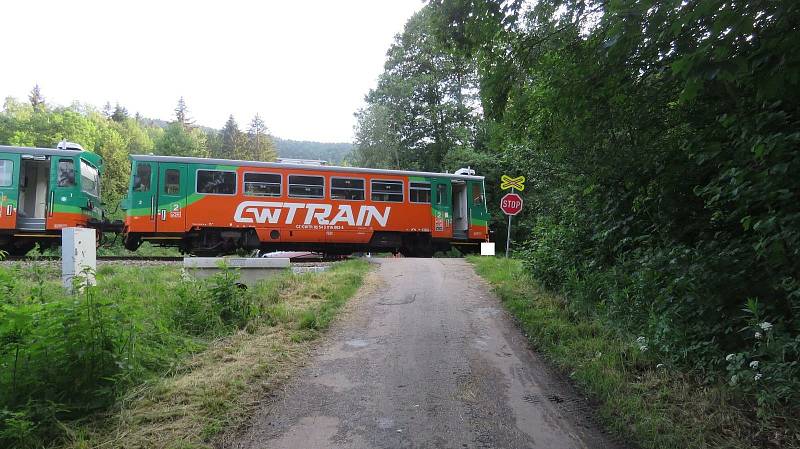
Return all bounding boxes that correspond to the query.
[353,6,480,171]
[218,115,245,159]
[102,101,113,118]
[28,84,45,112]
[427,0,800,416]
[111,103,128,122]
[155,122,207,157]
[245,114,277,161]
[174,97,194,129]
[353,104,403,169]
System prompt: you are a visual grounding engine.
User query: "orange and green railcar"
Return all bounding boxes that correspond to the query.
[121,155,490,256]
[0,144,104,255]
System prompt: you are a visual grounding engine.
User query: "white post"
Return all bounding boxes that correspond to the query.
[62,227,96,291]
[505,215,512,258]
[505,187,514,258]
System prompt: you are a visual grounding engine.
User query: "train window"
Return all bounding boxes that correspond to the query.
[244,172,281,197]
[410,182,431,203]
[57,159,76,187]
[472,184,484,205]
[133,163,151,192]
[164,169,181,194]
[331,177,365,200]
[371,180,404,202]
[436,184,446,205]
[80,160,100,197]
[288,175,324,198]
[0,160,12,187]
[196,170,237,195]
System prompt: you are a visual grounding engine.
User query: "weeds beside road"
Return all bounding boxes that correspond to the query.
[0,259,370,449]
[469,256,798,449]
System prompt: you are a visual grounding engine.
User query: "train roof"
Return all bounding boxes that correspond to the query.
[130,154,485,181]
[0,145,85,157]
[0,145,103,168]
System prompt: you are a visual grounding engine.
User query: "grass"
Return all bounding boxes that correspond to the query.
[62,259,371,449]
[468,256,795,449]
[0,258,370,449]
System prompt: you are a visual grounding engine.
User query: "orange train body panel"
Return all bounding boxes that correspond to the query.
[47,212,90,230]
[123,155,491,254]
[130,168,439,243]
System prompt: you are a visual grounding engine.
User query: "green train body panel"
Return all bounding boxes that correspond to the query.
[0,145,105,242]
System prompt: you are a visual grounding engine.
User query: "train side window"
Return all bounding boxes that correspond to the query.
[244,172,281,197]
[436,184,446,205]
[196,170,237,195]
[371,180,404,202]
[0,160,12,187]
[331,177,365,200]
[133,163,151,192]
[472,184,484,205]
[288,175,324,198]
[164,169,181,194]
[410,182,431,203]
[57,159,75,187]
[80,160,100,197]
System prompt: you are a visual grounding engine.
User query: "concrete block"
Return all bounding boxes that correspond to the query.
[183,257,290,286]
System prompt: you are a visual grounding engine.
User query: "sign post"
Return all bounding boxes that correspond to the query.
[500,175,525,257]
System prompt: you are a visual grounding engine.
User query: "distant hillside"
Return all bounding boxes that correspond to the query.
[273,138,353,164]
[139,118,353,164]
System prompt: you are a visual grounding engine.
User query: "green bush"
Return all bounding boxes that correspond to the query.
[0,262,265,448]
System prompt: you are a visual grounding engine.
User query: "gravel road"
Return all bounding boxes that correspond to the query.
[226,258,627,449]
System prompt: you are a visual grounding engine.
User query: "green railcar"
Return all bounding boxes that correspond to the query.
[0,142,105,255]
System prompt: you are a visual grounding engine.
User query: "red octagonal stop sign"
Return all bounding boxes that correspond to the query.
[500,192,523,216]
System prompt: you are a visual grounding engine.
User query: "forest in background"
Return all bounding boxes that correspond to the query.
[353,0,799,438]
[0,91,352,209]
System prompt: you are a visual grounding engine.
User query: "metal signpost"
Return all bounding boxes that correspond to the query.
[500,175,525,257]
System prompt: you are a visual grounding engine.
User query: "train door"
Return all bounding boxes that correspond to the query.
[156,163,188,233]
[0,153,20,230]
[17,155,51,231]
[430,178,452,238]
[468,180,489,240]
[128,160,157,233]
[46,156,79,230]
[451,180,469,239]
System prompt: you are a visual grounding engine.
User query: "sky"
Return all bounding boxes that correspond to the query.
[1,0,423,143]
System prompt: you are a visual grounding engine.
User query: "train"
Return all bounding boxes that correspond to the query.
[120,155,490,256]
[0,144,491,257]
[0,143,110,255]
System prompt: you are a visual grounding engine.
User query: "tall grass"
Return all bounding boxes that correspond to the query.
[468,256,795,449]
[0,262,268,448]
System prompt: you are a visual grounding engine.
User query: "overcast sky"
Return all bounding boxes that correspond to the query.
[1,0,422,142]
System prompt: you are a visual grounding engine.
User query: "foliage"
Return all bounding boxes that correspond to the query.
[66,260,370,449]
[353,6,481,171]
[0,93,303,212]
[470,256,796,449]
[273,137,353,164]
[0,262,271,448]
[421,0,800,424]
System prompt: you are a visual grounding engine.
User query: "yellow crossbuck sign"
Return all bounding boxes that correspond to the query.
[500,175,525,191]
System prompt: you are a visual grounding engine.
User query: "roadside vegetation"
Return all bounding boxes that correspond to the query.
[352,1,798,446]
[0,259,370,449]
[471,256,798,449]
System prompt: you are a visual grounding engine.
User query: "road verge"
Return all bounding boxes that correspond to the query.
[61,259,371,449]
[468,256,789,449]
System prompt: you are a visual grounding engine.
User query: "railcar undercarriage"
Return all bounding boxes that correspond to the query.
[123,228,467,257]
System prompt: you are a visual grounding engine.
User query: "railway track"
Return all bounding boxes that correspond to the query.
[3,254,347,263]
[3,255,184,262]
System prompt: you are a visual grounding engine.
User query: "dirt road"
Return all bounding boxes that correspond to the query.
[228,258,625,449]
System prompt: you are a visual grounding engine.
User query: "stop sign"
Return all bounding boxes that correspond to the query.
[500,192,523,216]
